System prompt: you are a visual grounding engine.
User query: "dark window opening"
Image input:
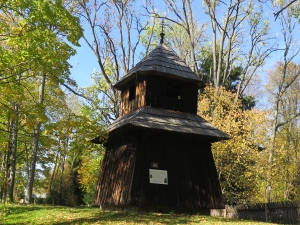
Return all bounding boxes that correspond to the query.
[129,85,136,101]
[167,82,180,99]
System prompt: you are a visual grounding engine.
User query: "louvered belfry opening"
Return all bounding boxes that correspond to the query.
[93,41,230,211]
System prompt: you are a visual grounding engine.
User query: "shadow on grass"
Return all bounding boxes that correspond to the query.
[1,205,272,225]
[52,211,196,225]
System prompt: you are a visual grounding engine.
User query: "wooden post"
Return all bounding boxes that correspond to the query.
[265,184,271,222]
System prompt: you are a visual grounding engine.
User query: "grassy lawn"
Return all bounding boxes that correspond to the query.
[0,204,277,225]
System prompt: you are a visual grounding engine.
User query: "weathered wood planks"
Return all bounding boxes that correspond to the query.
[94,131,224,210]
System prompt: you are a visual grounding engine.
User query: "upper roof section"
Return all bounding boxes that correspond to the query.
[114,44,204,89]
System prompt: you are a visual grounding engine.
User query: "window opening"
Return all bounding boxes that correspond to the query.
[129,85,136,101]
[166,82,180,99]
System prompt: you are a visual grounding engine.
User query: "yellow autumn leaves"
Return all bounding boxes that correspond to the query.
[198,85,270,204]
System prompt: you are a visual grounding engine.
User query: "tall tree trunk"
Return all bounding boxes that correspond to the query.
[3,117,12,202]
[185,0,200,76]
[26,74,46,203]
[265,8,300,219]
[0,152,4,202]
[0,126,9,203]
[265,118,277,221]
[48,152,59,193]
[57,154,66,205]
[24,141,30,182]
[210,3,217,87]
[7,102,19,202]
[6,74,22,202]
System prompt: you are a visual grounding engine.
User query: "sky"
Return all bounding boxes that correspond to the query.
[68,0,150,89]
[69,38,97,88]
[67,0,300,110]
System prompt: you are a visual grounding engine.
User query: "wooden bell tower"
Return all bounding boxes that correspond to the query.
[93,34,230,211]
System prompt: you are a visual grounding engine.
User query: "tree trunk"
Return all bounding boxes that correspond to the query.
[210,4,217,87]
[185,0,200,76]
[6,74,22,203]
[7,102,19,202]
[265,90,280,221]
[48,152,59,193]
[0,145,8,202]
[3,118,12,202]
[56,154,66,205]
[26,74,46,203]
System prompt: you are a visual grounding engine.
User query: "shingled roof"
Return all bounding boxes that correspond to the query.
[107,107,230,142]
[114,44,204,89]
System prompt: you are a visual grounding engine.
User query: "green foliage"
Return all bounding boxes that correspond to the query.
[198,47,256,110]
[81,67,119,122]
[78,151,104,204]
[198,45,242,88]
[37,92,107,206]
[291,5,300,19]
[242,96,256,111]
[0,0,82,81]
[0,0,83,203]
[140,17,162,54]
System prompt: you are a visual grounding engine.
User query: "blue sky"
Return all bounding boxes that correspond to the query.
[69,38,97,87]
[67,0,300,107]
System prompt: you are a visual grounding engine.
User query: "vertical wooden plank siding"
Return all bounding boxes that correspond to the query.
[120,81,146,116]
[136,80,146,109]
[129,135,223,209]
[94,136,137,207]
[120,76,198,117]
[95,132,224,210]
[120,88,129,116]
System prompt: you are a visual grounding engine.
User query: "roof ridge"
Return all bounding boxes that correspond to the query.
[114,43,202,89]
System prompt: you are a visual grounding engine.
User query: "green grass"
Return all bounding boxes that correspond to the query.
[0,204,277,225]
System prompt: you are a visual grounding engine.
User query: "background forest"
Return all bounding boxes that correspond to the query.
[0,0,300,206]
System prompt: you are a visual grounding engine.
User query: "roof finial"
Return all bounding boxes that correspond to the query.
[160,19,165,44]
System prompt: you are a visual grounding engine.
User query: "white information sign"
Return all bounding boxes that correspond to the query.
[149,169,168,185]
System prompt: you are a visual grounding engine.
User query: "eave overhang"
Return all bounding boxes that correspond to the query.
[106,107,230,143]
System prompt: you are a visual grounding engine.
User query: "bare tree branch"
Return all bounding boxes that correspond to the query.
[61,83,96,104]
[275,111,300,131]
[274,0,298,20]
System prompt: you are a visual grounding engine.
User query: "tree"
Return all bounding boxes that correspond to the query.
[197,45,257,110]
[0,0,82,203]
[203,0,276,100]
[38,92,106,206]
[274,0,299,20]
[75,0,144,123]
[198,85,268,204]
[142,0,274,109]
[144,0,207,76]
[264,2,300,217]
[266,62,300,202]
[64,94,106,205]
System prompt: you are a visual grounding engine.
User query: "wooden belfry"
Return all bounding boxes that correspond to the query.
[93,33,230,210]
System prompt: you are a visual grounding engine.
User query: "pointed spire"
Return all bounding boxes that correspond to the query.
[160,19,165,44]
[160,32,165,44]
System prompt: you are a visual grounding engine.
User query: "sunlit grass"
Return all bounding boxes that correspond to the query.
[0,204,277,224]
